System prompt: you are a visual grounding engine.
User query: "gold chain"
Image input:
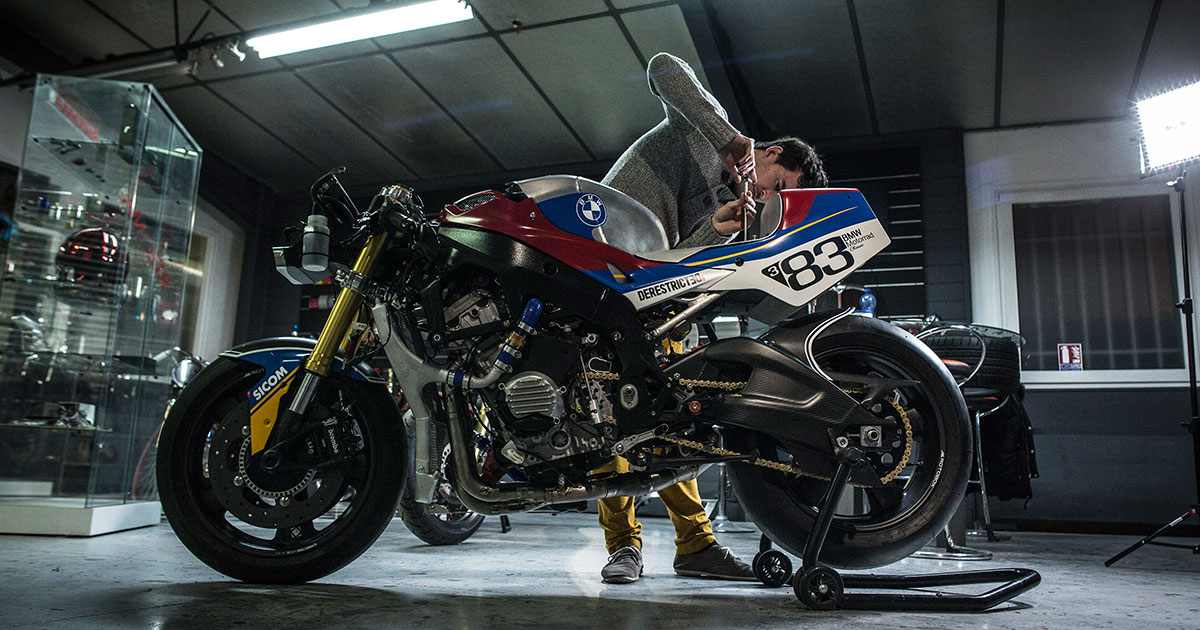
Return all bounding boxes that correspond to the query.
[585,371,746,391]
[580,370,913,485]
[879,397,914,485]
[658,399,912,486]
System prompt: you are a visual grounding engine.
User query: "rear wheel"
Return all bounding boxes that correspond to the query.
[157,357,405,583]
[728,324,971,569]
[398,474,484,545]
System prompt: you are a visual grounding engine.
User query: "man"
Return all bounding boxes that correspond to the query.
[595,52,828,584]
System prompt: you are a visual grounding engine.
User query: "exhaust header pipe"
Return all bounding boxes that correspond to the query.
[444,391,699,516]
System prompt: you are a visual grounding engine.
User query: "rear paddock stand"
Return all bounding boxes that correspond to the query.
[752,446,1041,611]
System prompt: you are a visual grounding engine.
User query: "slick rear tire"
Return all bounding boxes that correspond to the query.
[728,322,971,569]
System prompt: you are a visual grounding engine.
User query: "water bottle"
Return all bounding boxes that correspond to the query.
[855,288,876,317]
[301,214,330,272]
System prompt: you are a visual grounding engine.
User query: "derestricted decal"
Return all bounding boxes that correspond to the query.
[636,271,705,302]
[627,268,729,308]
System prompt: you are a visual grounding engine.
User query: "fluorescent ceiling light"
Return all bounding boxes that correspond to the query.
[1136,80,1200,173]
[245,0,473,59]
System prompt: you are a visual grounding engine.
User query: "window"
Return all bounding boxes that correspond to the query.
[1011,194,1184,377]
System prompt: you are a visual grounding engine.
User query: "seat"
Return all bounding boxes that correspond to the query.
[516,175,786,260]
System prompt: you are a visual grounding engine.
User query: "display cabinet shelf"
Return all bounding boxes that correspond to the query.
[0,74,200,535]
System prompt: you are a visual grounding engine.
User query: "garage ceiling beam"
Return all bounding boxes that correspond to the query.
[845,0,878,136]
[470,9,597,162]
[993,0,1004,128]
[0,21,73,76]
[691,0,765,138]
[1127,0,1163,104]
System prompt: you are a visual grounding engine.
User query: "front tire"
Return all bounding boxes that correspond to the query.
[729,320,971,569]
[157,356,405,583]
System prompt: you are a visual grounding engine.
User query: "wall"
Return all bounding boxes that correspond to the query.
[193,152,284,344]
[966,119,1199,529]
[822,128,972,321]
[0,86,31,167]
[189,199,245,360]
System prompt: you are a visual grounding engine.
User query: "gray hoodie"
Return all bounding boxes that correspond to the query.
[602,53,742,249]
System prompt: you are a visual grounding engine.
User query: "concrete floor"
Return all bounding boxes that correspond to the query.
[0,512,1196,629]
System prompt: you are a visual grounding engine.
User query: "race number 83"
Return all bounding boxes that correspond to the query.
[762,236,855,291]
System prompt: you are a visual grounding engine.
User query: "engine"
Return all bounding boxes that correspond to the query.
[440,286,620,478]
[494,366,618,469]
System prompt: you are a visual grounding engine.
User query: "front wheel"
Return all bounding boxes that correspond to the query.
[728,320,971,569]
[157,356,405,583]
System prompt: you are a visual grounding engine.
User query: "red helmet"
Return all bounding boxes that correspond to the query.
[55,227,126,302]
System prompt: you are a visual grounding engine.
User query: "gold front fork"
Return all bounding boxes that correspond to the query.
[305,232,390,376]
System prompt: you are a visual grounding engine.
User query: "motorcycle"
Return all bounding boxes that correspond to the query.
[157,169,971,584]
[131,347,205,501]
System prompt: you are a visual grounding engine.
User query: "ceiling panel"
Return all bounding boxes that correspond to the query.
[611,0,672,8]
[470,0,607,29]
[501,17,662,158]
[393,37,590,169]
[88,0,238,50]
[298,54,499,179]
[710,0,872,140]
[0,0,150,65]
[161,85,321,192]
[1002,0,1153,125]
[857,0,996,132]
[621,4,711,92]
[373,15,488,49]
[1135,0,1200,98]
[211,0,340,32]
[211,72,415,186]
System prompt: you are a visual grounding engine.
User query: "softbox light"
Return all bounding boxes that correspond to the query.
[1137,80,1200,174]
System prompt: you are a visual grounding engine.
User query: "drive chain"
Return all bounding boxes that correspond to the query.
[583,371,913,485]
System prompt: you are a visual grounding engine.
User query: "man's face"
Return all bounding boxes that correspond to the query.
[751,147,807,201]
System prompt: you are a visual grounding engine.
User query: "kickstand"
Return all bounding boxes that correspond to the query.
[750,445,1041,611]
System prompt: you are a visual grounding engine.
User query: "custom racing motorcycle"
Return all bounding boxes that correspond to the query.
[157,170,970,586]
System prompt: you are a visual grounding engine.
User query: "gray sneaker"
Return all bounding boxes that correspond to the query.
[601,545,644,584]
[673,543,756,580]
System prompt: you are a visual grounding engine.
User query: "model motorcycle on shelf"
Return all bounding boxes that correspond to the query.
[157,168,971,586]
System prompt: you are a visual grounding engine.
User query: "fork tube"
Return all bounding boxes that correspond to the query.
[305,232,390,376]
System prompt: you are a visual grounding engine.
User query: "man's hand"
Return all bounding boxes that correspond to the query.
[718,134,755,184]
[711,192,756,237]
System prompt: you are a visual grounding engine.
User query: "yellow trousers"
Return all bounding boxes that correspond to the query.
[595,455,715,555]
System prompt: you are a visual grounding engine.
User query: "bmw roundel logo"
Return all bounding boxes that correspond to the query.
[576,193,606,228]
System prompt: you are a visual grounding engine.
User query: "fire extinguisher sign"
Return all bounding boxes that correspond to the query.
[1058,343,1083,371]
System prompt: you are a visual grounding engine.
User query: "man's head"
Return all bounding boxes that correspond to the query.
[750,137,828,201]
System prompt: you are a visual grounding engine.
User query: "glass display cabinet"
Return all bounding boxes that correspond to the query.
[0,75,200,535]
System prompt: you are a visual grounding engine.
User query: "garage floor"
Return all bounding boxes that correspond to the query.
[0,512,1196,629]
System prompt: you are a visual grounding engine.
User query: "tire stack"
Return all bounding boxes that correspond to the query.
[920,329,1038,502]
[920,333,1021,396]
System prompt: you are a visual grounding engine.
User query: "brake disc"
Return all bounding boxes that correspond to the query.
[206,403,349,529]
